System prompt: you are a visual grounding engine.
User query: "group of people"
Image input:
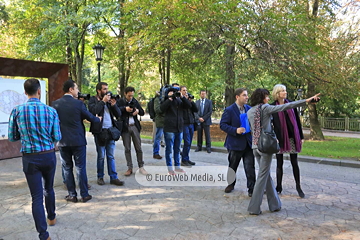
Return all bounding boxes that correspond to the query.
[151,83,213,172]
[8,79,150,239]
[220,85,320,216]
[8,78,319,239]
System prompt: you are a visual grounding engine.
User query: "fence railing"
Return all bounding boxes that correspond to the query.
[301,117,360,131]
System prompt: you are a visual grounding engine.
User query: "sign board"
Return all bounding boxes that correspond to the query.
[0,78,47,139]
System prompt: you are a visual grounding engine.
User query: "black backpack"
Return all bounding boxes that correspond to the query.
[147,97,156,119]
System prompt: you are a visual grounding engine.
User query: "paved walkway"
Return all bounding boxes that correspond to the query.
[1,135,360,240]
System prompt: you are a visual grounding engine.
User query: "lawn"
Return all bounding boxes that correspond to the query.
[301,136,360,160]
[142,135,360,161]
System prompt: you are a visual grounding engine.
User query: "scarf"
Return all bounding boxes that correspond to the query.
[253,104,262,145]
[276,99,302,152]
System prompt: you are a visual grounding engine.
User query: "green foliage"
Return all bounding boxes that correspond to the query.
[1,0,359,119]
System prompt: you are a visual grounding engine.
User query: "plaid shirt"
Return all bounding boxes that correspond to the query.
[8,98,62,153]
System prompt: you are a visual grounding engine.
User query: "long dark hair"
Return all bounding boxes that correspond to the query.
[249,88,270,106]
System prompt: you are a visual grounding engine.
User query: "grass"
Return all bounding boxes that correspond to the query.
[301,136,360,160]
[141,134,360,161]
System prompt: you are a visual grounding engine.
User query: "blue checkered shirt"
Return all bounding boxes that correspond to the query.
[8,98,62,153]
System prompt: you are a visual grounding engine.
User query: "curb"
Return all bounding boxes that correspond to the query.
[142,138,360,168]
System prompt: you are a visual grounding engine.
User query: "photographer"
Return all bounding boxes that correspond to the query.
[88,82,124,187]
[117,86,148,176]
[160,84,191,175]
[180,86,198,167]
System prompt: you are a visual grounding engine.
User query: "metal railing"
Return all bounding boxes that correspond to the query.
[301,116,360,131]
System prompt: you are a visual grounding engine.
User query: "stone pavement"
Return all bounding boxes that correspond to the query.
[1,135,360,240]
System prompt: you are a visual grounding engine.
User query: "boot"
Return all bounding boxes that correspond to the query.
[275,154,283,194]
[296,185,305,198]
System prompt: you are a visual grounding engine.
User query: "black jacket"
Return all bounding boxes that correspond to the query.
[270,100,304,148]
[117,97,144,133]
[88,96,122,134]
[160,97,191,132]
[183,101,198,125]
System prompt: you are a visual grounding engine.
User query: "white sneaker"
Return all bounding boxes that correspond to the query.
[139,167,148,175]
[175,168,186,173]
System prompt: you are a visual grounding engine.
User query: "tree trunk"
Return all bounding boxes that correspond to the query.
[118,47,126,97]
[166,48,171,84]
[306,0,324,140]
[307,81,324,140]
[224,42,235,107]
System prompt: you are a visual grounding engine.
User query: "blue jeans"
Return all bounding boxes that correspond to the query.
[59,146,89,198]
[22,151,56,240]
[153,127,164,155]
[164,132,183,171]
[182,124,194,162]
[94,136,118,180]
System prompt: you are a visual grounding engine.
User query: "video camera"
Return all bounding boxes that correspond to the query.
[106,91,120,100]
[187,93,194,100]
[159,84,181,102]
[78,92,90,100]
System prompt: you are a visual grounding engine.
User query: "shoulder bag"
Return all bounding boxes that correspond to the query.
[257,107,280,154]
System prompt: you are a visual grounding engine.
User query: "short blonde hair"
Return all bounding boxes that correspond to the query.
[272,84,286,101]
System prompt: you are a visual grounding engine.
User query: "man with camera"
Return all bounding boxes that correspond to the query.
[117,86,148,176]
[88,82,124,186]
[52,80,101,203]
[160,84,192,175]
[180,86,198,167]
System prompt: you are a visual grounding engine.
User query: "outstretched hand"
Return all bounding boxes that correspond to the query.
[306,93,321,104]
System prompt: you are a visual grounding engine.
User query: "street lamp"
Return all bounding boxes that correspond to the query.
[297,89,303,99]
[93,43,105,82]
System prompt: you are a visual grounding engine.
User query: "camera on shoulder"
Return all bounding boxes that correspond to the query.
[159,85,181,102]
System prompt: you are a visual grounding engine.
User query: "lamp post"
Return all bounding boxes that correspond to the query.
[93,43,105,82]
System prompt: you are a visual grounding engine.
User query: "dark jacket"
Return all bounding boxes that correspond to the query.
[117,97,144,133]
[220,103,252,151]
[88,96,121,134]
[183,101,198,125]
[270,100,304,148]
[154,95,165,128]
[52,95,100,146]
[160,97,191,133]
[195,98,213,125]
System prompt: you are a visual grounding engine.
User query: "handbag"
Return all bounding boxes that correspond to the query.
[108,127,121,141]
[257,108,280,154]
[113,118,123,133]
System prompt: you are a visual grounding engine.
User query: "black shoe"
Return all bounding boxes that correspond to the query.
[248,190,253,197]
[188,160,196,165]
[224,185,234,193]
[249,211,262,215]
[181,161,192,167]
[206,148,211,153]
[276,186,282,194]
[272,207,281,212]
[97,178,105,185]
[195,148,201,152]
[110,178,125,186]
[81,195,92,203]
[296,186,305,198]
[65,195,78,203]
